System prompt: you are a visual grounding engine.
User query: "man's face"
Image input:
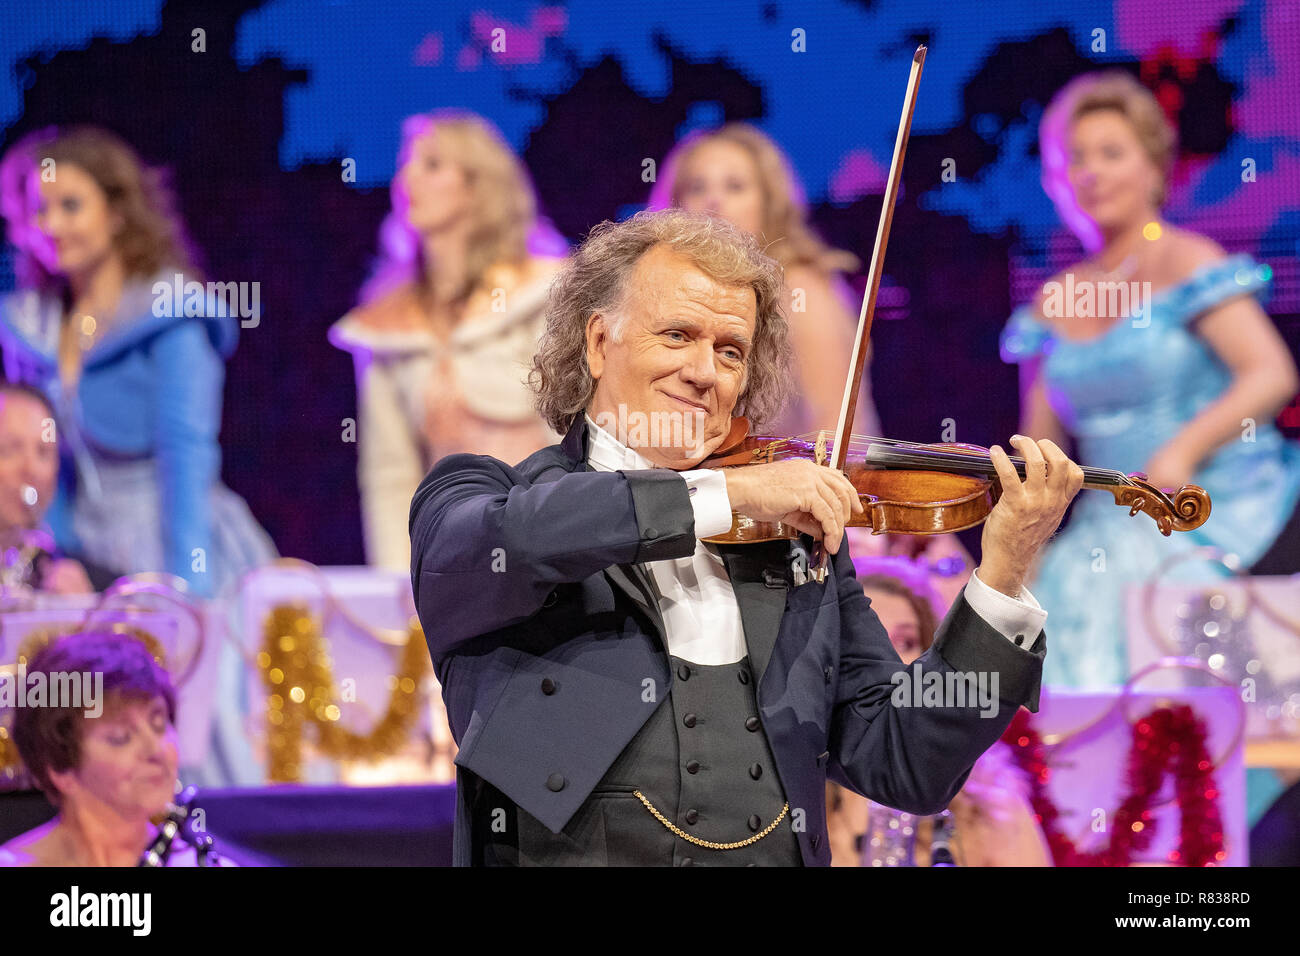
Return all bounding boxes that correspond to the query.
[586,244,756,470]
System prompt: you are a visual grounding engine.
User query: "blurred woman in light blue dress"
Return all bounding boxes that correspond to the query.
[0,127,276,786]
[1000,71,1300,692]
[0,126,276,599]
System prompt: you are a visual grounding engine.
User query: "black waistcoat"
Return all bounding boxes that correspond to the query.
[472,654,802,866]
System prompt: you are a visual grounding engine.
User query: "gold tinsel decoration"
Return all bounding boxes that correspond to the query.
[1,625,167,785]
[259,603,431,782]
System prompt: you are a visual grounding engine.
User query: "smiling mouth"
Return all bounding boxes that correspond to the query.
[665,394,709,413]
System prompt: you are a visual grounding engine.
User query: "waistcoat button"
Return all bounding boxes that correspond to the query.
[683,713,697,728]
[748,814,762,832]
[541,678,556,695]
[686,760,700,774]
[745,716,760,732]
[685,809,699,825]
[546,774,565,792]
[749,763,762,780]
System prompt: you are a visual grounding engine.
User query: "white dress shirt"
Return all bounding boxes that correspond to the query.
[584,415,1046,665]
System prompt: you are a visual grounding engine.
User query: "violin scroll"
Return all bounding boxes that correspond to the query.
[1108,474,1211,536]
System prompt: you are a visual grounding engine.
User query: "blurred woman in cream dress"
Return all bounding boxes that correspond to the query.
[331,110,566,572]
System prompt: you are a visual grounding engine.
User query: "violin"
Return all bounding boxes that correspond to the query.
[698,46,1211,571]
[699,419,1211,542]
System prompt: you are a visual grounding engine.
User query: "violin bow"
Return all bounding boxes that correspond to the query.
[811,44,927,582]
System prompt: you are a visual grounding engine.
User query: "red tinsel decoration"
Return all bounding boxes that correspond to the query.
[1000,704,1226,866]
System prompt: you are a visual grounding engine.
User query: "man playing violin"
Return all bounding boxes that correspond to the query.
[409,208,1086,866]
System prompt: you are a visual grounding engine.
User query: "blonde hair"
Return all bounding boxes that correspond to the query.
[1041,71,1178,218]
[648,123,859,275]
[530,208,793,434]
[361,110,539,305]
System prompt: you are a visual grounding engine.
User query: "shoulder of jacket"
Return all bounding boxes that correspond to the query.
[514,441,575,481]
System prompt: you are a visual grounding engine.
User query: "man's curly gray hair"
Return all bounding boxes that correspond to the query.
[530,208,793,434]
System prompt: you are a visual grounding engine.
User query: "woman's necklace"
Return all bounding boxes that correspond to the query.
[1088,221,1165,283]
[1090,252,1139,283]
[71,312,101,349]
[58,312,105,387]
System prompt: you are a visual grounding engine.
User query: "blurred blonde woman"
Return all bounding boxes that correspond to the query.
[648,123,881,439]
[331,110,566,571]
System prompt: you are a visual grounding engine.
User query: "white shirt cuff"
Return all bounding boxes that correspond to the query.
[679,468,734,538]
[964,567,1047,650]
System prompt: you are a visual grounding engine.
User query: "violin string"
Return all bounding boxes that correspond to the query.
[781,431,1135,486]
[789,433,1130,483]
[863,447,1130,486]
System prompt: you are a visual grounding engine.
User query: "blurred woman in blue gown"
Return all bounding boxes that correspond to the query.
[0,126,276,600]
[1000,71,1300,691]
[0,128,277,786]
